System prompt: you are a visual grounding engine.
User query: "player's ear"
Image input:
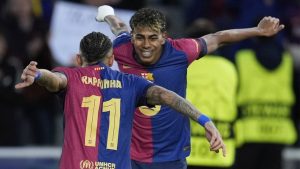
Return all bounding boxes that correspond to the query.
[108,54,114,67]
[161,32,167,45]
[130,31,134,43]
[76,54,83,66]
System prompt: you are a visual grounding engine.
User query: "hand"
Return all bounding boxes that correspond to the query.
[95,5,115,22]
[15,61,39,89]
[257,16,285,37]
[204,121,227,157]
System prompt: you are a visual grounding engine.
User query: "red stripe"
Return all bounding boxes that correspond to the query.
[130,109,153,162]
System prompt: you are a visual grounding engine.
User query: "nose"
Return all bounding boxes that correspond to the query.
[143,39,150,48]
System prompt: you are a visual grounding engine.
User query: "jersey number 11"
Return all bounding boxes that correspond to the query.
[82,95,121,150]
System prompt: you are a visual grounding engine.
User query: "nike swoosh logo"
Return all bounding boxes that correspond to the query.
[122,65,131,69]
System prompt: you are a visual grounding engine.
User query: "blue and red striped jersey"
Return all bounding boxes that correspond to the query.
[54,63,153,169]
[113,32,207,162]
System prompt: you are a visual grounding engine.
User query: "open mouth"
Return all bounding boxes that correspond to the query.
[141,51,152,58]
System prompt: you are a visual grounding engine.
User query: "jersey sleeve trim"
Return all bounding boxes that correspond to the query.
[113,32,131,47]
[196,37,208,59]
[117,31,130,37]
[137,83,155,107]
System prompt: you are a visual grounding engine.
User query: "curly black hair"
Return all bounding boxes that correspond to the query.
[80,32,112,63]
[130,8,167,33]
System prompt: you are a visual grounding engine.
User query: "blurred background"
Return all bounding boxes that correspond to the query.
[0,0,299,168]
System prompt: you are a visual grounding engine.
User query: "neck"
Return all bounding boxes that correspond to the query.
[82,61,108,67]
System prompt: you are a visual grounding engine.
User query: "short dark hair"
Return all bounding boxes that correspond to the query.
[130,8,167,33]
[80,32,112,63]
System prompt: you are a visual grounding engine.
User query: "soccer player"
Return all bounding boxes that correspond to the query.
[96,5,284,169]
[15,32,225,169]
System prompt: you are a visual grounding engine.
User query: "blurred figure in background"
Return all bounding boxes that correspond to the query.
[31,0,55,26]
[184,0,235,30]
[185,18,238,169]
[226,0,285,60]
[233,34,298,169]
[183,0,238,60]
[1,0,58,145]
[0,28,22,146]
[284,0,300,69]
[62,0,146,10]
[283,0,300,148]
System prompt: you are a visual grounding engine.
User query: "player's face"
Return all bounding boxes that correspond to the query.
[131,27,166,65]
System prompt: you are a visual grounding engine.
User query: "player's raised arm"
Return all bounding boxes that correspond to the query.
[202,16,285,54]
[15,61,67,92]
[146,85,227,157]
[96,5,129,36]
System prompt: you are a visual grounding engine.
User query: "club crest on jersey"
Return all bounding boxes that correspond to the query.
[141,73,154,81]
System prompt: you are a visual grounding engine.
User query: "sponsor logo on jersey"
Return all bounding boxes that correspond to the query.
[80,160,116,169]
[80,160,94,169]
[122,65,131,69]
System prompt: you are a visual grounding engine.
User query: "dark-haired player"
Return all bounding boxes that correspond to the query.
[15,31,225,169]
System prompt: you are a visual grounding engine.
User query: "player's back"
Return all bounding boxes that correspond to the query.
[54,63,152,169]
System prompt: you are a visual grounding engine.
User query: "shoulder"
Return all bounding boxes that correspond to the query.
[113,32,131,47]
[167,38,207,63]
[52,66,73,75]
[109,67,147,83]
[169,38,198,50]
[110,68,139,81]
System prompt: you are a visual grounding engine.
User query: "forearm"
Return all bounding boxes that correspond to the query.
[203,27,261,54]
[36,69,65,92]
[216,27,261,44]
[104,15,129,36]
[204,16,284,54]
[146,86,201,121]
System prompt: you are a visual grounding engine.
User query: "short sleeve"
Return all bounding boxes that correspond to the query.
[171,38,207,64]
[52,67,72,79]
[132,75,155,106]
[113,32,131,48]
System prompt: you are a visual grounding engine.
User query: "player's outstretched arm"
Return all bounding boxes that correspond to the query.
[202,16,284,54]
[96,5,129,36]
[15,61,67,92]
[146,85,227,157]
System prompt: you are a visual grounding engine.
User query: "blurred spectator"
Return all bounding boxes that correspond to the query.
[283,0,300,68]
[227,0,286,59]
[0,0,7,16]
[185,18,237,169]
[184,0,235,30]
[233,35,298,169]
[1,0,47,59]
[183,0,237,58]
[229,0,283,27]
[0,28,22,146]
[185,18,217,38]
[113,0,145,10]
[283,0,300,147]
[1,0,58,145]
[31,0,55,26]
[80,0,121,6]
[62,0,145,10]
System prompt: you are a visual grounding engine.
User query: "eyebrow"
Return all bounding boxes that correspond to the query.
[135,34,158,38]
